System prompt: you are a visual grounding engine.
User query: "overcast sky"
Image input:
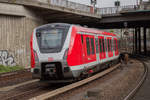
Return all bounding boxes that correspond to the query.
[68,0,149,8]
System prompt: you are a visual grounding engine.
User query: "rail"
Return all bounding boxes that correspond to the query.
[37,0,92,13]
[97,5,138,15]
[124,58,148,100]
[36,0,138,15]
[2,0,140,15]
[28,58,148,100]
[29,63,121,100]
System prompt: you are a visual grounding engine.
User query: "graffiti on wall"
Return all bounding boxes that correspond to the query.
[0,50,16,66]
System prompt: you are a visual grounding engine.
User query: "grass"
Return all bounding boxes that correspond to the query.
[0,65,24,74]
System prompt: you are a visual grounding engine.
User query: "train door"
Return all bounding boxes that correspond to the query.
[104,37,108,59]
[102,37,106,59]
[85,35,96,63]
[95,35,100,62]
[107,37,113,57]
[98,36,106,60]
[114,38,119,56]
[81,34,86,64]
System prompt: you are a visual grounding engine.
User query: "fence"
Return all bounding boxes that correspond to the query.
[37,0,91,13]
[96,5,137,15]
[35,0,137,15]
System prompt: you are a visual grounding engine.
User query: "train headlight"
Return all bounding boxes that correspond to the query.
[34,50,39,65]
[63,48,69,67]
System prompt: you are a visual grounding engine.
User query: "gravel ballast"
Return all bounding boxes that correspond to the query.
[0,69,32,87]
[49,60,144,100]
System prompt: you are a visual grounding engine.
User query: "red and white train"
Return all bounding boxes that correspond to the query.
[30,23,119,82]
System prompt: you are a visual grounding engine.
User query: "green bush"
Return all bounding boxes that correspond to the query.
[0,65,24,74]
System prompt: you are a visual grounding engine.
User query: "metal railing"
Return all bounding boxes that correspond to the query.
[96,5,137,15]
[50,0,91,13]
[36,0,138,15]
[37,0,92,13]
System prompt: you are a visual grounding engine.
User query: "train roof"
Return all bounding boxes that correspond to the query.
[36,23,116,37]
[36,23,71,29]
[74,25,116,36]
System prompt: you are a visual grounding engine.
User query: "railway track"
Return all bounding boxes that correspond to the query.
[5,87,42,100]
[29,63,121,100]
[0,69,32,88]
[28,59,147,100]
[2,59,146,100]
[123,59,148,100]
[2,81,65,100]
[0,63,115,100]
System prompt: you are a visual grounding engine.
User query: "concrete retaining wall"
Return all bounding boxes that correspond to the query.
[0,3,44,68]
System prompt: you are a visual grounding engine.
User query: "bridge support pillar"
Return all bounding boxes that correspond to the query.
[135,28,138,54]
[133,29,135,53]
[138,27,141,54]
[143,27,147,55]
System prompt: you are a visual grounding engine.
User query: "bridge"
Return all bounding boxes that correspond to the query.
[0,0,150,67]
[0,0,102,26]
[1,0,150,28]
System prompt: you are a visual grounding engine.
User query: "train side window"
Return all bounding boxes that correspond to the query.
[112,39,114,51]
[105,39,107,52]
[116,39,118,51]
[107,39,110,52]
[81,35,83,44]
[90,38,95,54]
[99,38,103,53]
[114,39,116,51]
[102,38,105,52]
[95,38,99,53]
[110,39,112,51]
[86,37,90,55]
[111,39,114,51]
[113,39,115,51]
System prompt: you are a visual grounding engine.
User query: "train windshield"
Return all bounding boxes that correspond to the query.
[36,25,70,53]
[41,29,63,49]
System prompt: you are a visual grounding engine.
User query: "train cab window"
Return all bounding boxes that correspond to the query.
[86,37,90,55]
[99,39,103,53]
[36,25,70,53]
[102,38,105,52]
[90,38,95,54]
[81,35,83,44]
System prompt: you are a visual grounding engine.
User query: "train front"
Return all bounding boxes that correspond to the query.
[30,23,73,82]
